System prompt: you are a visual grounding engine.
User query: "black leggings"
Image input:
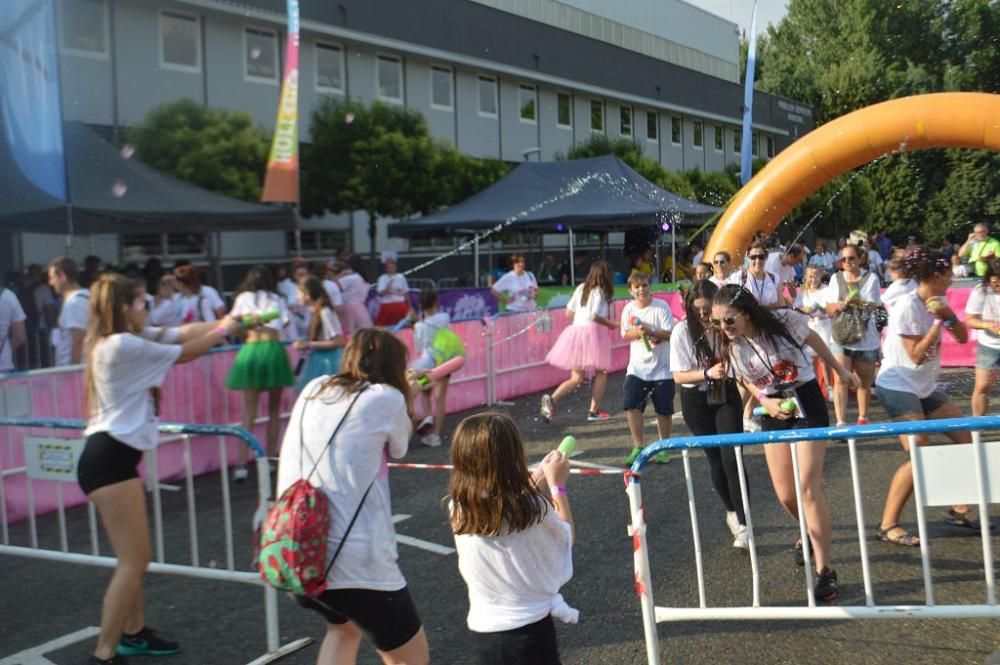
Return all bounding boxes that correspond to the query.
[680,383,747,525]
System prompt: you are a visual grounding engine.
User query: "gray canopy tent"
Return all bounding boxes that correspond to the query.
[389,154,718,282]
[0,121,294,235]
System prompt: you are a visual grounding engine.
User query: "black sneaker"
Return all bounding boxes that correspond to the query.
[814,567,839,602]
[792,536,813,566]
[89,655,128,665]
[117,627,180,656]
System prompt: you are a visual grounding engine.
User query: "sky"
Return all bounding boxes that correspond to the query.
[688,0,789,36]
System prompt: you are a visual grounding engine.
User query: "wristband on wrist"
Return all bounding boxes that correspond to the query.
[943,316,959,328]
[550,485,568,496]
[703,368,710,382]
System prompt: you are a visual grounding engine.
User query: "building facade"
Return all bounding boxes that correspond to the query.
[15,0,814,283]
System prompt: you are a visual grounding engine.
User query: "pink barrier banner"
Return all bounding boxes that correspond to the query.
[0,287,979,523]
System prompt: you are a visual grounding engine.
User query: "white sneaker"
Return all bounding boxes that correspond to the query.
[233,466,249,482]
[726,511,740,537]
[421,433,442,447]
[540,394,554,422]
[743,418,761,433]
[733,525,749,550]
[416,416,434,436]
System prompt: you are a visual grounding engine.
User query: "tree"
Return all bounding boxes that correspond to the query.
[559,134,699,199]
[127,99,269,201]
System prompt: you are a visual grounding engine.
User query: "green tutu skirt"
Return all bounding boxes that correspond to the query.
[226,339,295,390]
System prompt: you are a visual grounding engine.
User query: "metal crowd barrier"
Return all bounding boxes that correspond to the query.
[0,417,310,664]
[626,417,1000,665]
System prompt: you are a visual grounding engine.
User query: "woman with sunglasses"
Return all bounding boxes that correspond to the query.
[710,251,733,288]
[670,280,749,549]
[966,259,1000,417]
[824,243,881,427]
[728,241,781,308]
[874,246,983,546]
[711,285,858,602]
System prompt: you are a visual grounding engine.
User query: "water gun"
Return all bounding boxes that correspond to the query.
[240,310,280,329]
[631,316,653,351]
[752,400,797,417]
[557,435,577,457]
[391,315,414,333]
[415,355,466,388]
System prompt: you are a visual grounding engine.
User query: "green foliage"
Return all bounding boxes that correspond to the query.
[127,99,269,201]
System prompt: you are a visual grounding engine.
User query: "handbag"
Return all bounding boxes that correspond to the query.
[831,272,871,345]
[258,384,372,597]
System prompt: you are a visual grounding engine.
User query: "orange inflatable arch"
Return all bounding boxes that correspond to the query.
[704,92,1000,263]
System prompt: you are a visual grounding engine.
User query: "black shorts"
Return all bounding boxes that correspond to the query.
[296,586,423,652]
[77,431,143,495]
[759,379,830,431]
[622,375,675,415]
[470,615,561,665]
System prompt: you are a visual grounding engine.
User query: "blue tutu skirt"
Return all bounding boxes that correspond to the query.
[295,347,344,393]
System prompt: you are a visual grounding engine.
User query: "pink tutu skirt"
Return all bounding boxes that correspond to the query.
[340,302,373,335]
[545,322,611,371]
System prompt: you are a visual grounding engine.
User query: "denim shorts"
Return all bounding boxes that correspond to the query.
[623,375,675,415]
[877,385,950,419]
[828,342,880,362]
[976,343,1000,371]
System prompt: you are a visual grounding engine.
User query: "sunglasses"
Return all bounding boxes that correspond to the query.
[748,254,767,261]
[841,255,859,262]
[713,259,729,265]
[709,315,739,328]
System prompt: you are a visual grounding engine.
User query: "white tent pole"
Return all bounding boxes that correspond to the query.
[474,235,480,287]
[568,226,575,285]
[672,223,677,284]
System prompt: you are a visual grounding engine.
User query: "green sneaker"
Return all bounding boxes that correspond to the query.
[117,627,179,657]
[653,451,672,465]
[624,447,642,466]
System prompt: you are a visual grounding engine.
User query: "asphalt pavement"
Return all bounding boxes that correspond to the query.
[1,369,998,665]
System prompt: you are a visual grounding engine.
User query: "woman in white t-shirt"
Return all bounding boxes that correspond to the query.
[279,329,428,664]
[824,244,881,427]
[374,257,411,326]
[795,266,834,398]
[172,265,218,323]
[0,287,26,372]
[449,412,575,665]
[226,265,295,478]
[491,252,539,313]
[293,276,345,394]
[712,284,857,603]
[335,257,374,334]
[76,273,241,665]
[670,280,748,549]
[540,261,617,423]
[875,247,982,547]
[965,259,1000,418]
[727,241,781,307]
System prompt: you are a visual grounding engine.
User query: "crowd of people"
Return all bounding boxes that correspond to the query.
[4,226,998,665]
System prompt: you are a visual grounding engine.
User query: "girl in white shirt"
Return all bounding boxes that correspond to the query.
[541,260,618,423]
[279,329,429,665]
[226,265,295,477]
[709,250,734,288]
[965,259,1000,417]
[712,284,857,603]
[374,257,411,326]
[795,266,834,398]
[293,276,345,394]
[874,247,981,547]
[406,290,458,448]
[449,412,575,665]
[491,252,539,313]
[76,273,241,665]
[335,257,374,334]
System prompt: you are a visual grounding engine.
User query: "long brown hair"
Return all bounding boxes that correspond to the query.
[448,412,549,536]
[314,328,411,413]
[581,259,614,307]
[300,276,333,342]
[84,273,144,416]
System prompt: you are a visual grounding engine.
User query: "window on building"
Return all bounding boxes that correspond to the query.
[519,84,537,123]
[752,132,760,157]
[376,55,403,103]
[619,106,632,137]
[646,111,658,141]
[478,75,498,117]
[693,121,703,149]
[734,128,742,153]
[60,0,108,56]
[670,116,682,144]
[122,233,207,260]
[160,11,199,71]
[315,43,344,92]
[714,125,723,151]
[430,66,453,110]
[244,27,278,82]
[288,230,350,254]
[590,100,604,132]
[766,135,776,158]
[557,93,572,129]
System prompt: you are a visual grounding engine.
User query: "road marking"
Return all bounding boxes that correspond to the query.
[392,514,455,555]
[0,627,100,665]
